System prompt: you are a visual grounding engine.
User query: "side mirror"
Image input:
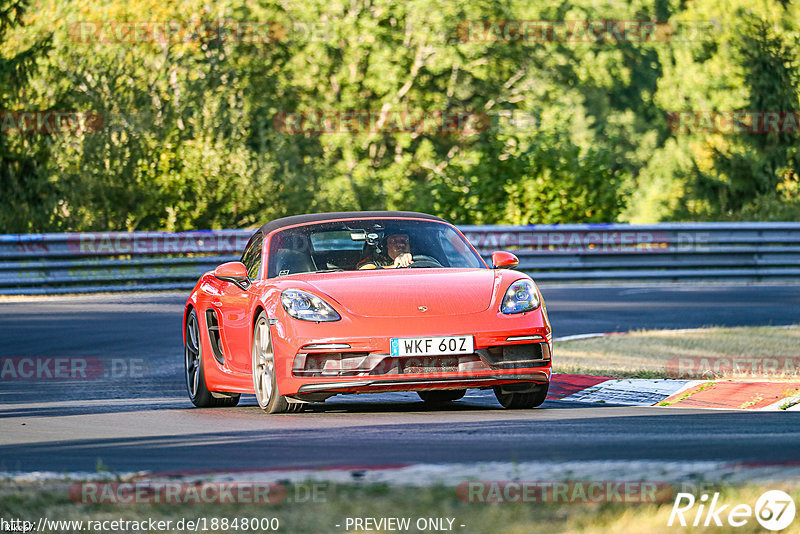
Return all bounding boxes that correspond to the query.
[213,261,251,290]
[491,251,519,270]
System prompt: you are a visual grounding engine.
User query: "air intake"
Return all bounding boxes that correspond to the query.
[205,309,225,364]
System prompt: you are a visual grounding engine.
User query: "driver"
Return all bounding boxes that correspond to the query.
[357,233,414,269]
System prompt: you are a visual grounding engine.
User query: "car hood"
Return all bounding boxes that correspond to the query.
[303,269,498,317]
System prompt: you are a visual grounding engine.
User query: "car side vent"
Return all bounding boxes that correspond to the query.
[205,309,225,365]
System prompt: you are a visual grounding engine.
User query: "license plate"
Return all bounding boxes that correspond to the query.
[390,336,473,357]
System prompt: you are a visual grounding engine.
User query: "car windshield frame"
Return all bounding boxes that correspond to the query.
[265,218,486,278]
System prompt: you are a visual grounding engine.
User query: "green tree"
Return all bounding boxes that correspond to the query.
[0,0,54,232]
[701,19,799,217]
[6,0,799,231]
[634,0,800,222]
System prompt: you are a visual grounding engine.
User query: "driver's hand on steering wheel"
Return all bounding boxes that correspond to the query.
[393,253,413,268]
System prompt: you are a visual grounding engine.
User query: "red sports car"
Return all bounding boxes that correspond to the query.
[183,211,552,413]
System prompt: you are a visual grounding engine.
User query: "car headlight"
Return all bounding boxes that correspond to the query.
[500,279,541,314]
[281,290,341,322]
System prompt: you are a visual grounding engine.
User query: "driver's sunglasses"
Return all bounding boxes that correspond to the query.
[388,237,409,246]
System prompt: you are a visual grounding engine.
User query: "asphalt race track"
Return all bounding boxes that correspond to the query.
[1,283,799,474]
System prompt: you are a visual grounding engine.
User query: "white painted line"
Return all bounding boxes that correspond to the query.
[660,380,708,401]
[555,324,798,343]
[554,333,610,342]
[765,396,800,411]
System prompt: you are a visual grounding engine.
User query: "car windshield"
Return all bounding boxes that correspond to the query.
[266,219,485,277]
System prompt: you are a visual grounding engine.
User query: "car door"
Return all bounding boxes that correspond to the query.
[217,233,263,374]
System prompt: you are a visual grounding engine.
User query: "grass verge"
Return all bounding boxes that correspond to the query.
[554,325,800,379]
[1,480,798,534]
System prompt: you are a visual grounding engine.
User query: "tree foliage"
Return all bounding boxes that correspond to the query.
[1,0,799,231]
[0,0,53,232]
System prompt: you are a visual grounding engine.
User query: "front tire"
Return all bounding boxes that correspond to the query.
[252,312,302,414]
[493,382,549,409]
[185,309,240,407]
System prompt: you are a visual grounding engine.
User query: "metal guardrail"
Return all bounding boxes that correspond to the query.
[0,231,250,295]
[0,223,798,294]
[461,222,800,282]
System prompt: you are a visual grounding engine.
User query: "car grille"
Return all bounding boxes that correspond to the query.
[292,352,483,377]
[477,342,550,368]
[292,343,550,378]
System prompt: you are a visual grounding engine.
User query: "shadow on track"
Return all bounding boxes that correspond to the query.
[2,410,799,473]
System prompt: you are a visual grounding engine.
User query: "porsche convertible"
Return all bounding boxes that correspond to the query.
[183,211,552,413]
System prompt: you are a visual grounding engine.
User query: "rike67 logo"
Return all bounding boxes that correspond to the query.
[668,490,795,531]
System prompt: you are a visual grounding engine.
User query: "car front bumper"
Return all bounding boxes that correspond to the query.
[270,310,552,397]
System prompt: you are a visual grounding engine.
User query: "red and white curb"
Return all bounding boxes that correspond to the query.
[550,374,800,410]
[659,381,800,410]
[553,327,800,410]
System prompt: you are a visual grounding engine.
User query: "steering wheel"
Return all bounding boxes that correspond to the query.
[403,255,443,268]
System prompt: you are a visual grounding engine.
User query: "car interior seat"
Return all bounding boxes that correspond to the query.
[274,234,317,276]
[273,240,316,275]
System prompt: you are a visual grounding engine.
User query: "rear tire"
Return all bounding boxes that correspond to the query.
[417,390,466,405]
[493,382,548,409]
[252,312,302,414]
[185,309,240,408]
